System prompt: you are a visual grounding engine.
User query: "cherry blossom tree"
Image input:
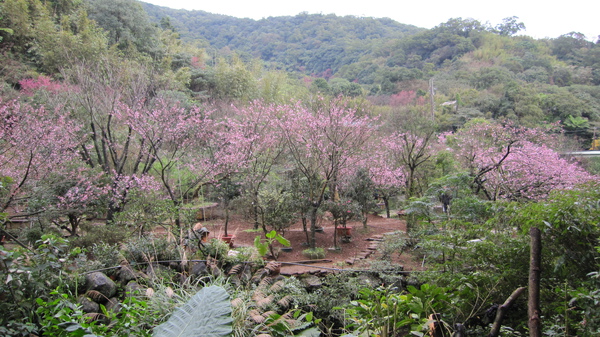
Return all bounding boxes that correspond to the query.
[446,120,595,201]
[481,142,594,200]
[63,59,178,222]
[278,98,376,248]
[0,100,80,214]
[226,101,285,229]
[28,168,108,237]
[381,130,436,199]
[0,99,86,246]
[120,100,214,228]
[365,142,406,218]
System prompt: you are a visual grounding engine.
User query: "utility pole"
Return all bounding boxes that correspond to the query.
[429,77,435,121]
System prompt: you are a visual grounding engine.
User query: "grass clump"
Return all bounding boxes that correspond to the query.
[302,247,325,260]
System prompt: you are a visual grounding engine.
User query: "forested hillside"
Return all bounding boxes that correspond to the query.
[141,2,423,74]
[2,0,599,141]
[140,2,600,142]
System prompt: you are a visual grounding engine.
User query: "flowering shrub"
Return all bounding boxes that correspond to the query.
[19,76,64,96]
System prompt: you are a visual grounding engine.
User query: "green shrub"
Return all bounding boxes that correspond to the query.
[224,245,263,266]
[450,196,493,224]
[36,287,159,336]
[338,284,451,337]
[201,238,230,260]
[18,226,41,245]
[379,232,407,261]
[69,222,129,249]
[295,273,364,327]
[123,235,179,264]
[89,243,124,276]
[0,234,86,328]
[302,247,325,260]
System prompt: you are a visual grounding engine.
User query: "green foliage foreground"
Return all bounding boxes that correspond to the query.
[1,184,600,336]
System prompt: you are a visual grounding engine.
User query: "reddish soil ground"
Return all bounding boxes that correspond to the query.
[199,213,425,275]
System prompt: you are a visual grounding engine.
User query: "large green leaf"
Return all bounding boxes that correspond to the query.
[153,285,232,337]
[296,326,322,336]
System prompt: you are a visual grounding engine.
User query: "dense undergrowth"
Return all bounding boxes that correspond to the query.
[1,185,599,336]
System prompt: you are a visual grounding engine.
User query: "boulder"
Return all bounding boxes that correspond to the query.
[85,272,117,298]
[124,281,146,297]
[301,275,322,291]
[105,297,121,314]
[190,261,208,276]
[78,295,100,313]
[116,262,138,284]
[169,261,184,272]
[240,264,253,283]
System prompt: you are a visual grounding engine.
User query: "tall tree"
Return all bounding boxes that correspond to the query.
[383,130,435,200]
[227,102,285,229]
[0,100,80,214]
[343,168,376,228]
[493,16,526,36]
[278,98,375,248]
[447,120,593,200]
[365,141,405,218]
[63,58,167,222]
[121,99,223,230]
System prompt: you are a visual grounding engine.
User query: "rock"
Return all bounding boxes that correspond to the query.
[124,281,146,297]
[105,297,121,314]
[78,295,100,313]
[251,269,269,285]
[301,275,322,291]
[357,274,381,287]
[228,274,241,287]
[169,261,184,272]
[85,272,117,298]
[190,261,208,276]
[116,262,137,284]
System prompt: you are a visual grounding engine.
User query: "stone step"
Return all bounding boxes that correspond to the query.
[365,237,384,241]
[357,251,372,259]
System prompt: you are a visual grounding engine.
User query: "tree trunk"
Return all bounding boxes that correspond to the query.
[67,214,80,236]
[106,204,118,224]
[309,205,318,249]
[407,168,415,199]
[253,192,260,230]
[333,219,338,249]
[302,217,309,245]
[383,197,390,218]
[406,214,417,235]
[224,207,230,237]
[528,227,542,337]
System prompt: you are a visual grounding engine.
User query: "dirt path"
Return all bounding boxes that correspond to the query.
[201,213,415,275]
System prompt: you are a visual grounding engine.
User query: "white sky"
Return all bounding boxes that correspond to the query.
[141,0,598,41]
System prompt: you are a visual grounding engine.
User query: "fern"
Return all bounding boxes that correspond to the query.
[153,285,233,337]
